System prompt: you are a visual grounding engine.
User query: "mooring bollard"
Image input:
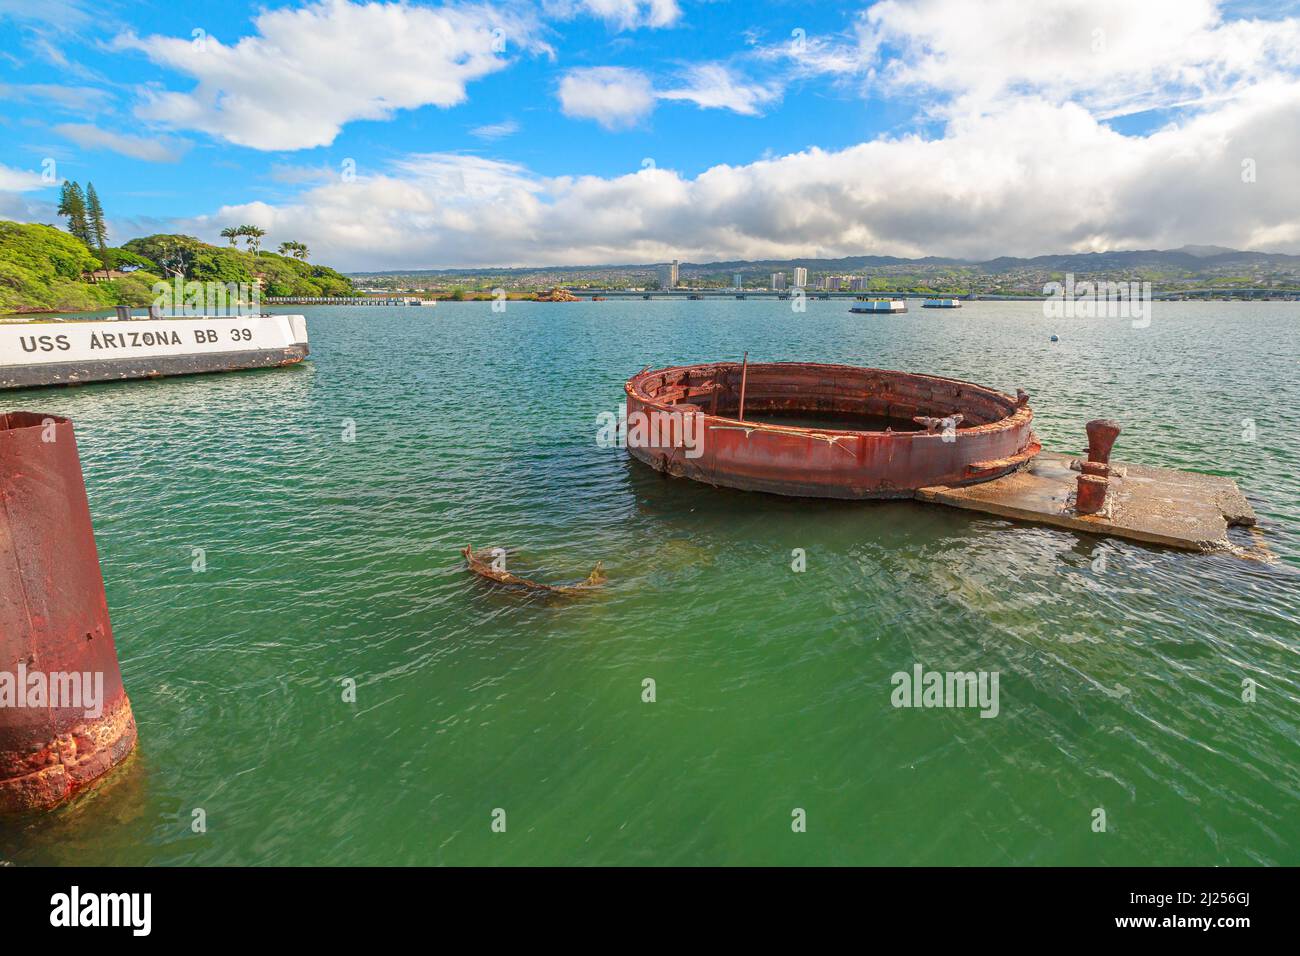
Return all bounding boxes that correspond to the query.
[1084,419,1121,467]
[1075,474,1109,515]
[0,412,137,813]
[1076,419,1122,515]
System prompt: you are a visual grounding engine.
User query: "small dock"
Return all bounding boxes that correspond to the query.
[917,452,1262,556]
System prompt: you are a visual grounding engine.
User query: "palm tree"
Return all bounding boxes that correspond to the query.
[243,225,266,257]
[277,240,311,262]
[221,227,241,247]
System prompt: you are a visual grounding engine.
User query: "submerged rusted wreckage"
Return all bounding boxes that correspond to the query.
[624,361,1260,555]
[462,546,607,595]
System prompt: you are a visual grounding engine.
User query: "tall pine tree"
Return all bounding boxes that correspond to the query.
[56,181,91,246]
[85,182,108,251]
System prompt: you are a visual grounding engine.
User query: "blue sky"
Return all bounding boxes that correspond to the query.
[2,0,1299,268]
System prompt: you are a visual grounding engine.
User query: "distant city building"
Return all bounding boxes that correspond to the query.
[733,272,743,289]
[850,276,869,291]
[771,272,786,290]
[660,259,679,289]
[793,267,808,288]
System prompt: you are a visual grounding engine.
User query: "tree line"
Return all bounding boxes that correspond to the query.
[220,225,310,262]
[57,181,108,251]
[55,183,311,265]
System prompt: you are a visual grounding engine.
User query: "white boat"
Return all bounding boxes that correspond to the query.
[0,312,309,390]
[849,299,907,314]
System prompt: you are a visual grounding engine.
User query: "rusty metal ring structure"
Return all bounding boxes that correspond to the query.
[624,362,1040,499]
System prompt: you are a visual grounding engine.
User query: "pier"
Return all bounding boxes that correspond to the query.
[265,296,434,306]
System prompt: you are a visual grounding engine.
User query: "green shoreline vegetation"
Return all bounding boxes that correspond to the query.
[1,184,355,315]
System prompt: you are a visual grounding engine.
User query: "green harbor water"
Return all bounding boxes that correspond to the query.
[2,299,1298,866]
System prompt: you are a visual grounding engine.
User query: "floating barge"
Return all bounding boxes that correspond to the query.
[922,298,962,308]
[625,362,1039,498]
[850,299,907,314]
[0,312,309,390]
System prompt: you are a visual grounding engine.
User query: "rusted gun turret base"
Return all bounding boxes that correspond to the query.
[916,452,1260,555]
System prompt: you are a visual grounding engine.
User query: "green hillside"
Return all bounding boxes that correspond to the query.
[0,220,355,315]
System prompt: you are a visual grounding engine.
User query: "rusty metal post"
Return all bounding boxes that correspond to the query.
[737,351,749,422]
[1075,474,1109,515]
[1076,419,1121,515]
[0,412,137,813]
[1085,419,1121,465]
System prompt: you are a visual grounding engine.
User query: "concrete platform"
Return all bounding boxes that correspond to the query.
[917,452,1262,556]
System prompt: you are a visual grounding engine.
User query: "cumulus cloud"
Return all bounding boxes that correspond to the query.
[164,78,1300,270]
[112,1,545,150]
[558,66,657,128]
[0,163,50,192]
[844,0,1300,118]
[53,123,190,162]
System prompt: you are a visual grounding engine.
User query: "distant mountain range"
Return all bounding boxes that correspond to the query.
[349,246,1300,278]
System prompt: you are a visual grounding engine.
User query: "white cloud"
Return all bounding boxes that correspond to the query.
[161,79,1300,269]
[559,62,782,127]
[547,0,681,30]
[470,119,520,139]
[557,66,657,128]
[0,83,113,112]
[659,64,782,115]
[112,1,546,151]
[53,123,190,163]
[0,163,49,192]
[860,0,1300,117]
[0,0,93,30]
